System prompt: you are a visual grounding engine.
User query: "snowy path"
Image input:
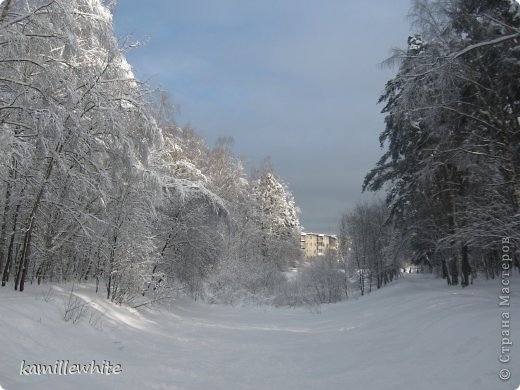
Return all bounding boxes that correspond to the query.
[0,273,518,389]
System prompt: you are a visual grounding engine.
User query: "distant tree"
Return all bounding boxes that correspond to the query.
[299,255,346,304]
[341,201,400,295]
[251,164,301,271]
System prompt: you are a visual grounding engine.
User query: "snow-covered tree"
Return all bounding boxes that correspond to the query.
[0,0,304,305]
[340,201,399,295]
[364,0,520,283]
[0,0,160,295]
[251,166,301,271]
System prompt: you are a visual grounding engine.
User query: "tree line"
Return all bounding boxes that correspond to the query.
[0,0,301,303]
[342,0,520,287]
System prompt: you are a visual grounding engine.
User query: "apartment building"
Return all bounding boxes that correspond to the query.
[300,232,338,259]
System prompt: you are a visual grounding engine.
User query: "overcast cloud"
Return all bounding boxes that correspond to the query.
[113,0,412,233]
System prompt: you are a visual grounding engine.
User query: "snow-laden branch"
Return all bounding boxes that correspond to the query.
[448,32,520,59]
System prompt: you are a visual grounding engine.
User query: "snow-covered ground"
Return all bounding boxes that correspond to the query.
[0,273,518,390]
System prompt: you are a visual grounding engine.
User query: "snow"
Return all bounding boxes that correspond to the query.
[0,273,518,389]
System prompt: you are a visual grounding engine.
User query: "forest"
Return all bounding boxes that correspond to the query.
[1,0,519,310]
[347,0,520,288]
[0,0,302,305]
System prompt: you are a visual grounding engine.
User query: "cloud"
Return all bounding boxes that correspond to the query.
[114,0,411,233]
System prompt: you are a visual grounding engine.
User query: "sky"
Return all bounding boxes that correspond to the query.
[112,1,412,234]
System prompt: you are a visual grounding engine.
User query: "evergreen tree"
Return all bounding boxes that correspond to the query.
[364,0,520,282]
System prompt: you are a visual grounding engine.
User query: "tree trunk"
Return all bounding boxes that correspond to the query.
[442,259,451,285]
[461,245,471,287]
[107,227,119,300]
[1,192,23,287]
[0,159,19,287]
[0,179,11,277]
[15,151,57,291]
[450,256,459,286]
